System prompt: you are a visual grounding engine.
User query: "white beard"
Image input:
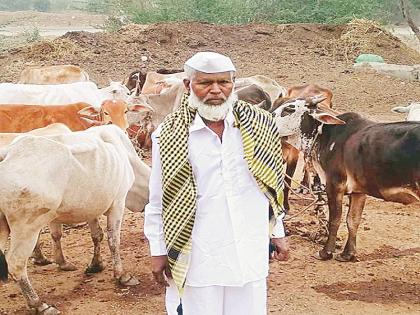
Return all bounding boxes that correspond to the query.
[188,91,237,121]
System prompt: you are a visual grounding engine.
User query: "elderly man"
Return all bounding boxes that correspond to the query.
[144,52,289,315]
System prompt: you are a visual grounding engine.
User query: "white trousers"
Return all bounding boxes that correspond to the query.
[165,279,267,315]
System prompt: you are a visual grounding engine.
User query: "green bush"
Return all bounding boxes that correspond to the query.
[127,0,400,24]
[33,0,51,12]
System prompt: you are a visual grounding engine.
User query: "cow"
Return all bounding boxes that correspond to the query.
[123,69,184,96]
[235,74,287,103]
[392,102,420,121]
[0,82,130,108]
[0,125,151,314]
[0,101,152,270]
[18,65,90,84]
[0,123,72,146]
[273,96,420,262]
[140,71,186,95]
[271,84,334,211]
[0,100,152,133]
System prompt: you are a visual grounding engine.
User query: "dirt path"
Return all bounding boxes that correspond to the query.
[0,17,419,315]
[0,10,106,36]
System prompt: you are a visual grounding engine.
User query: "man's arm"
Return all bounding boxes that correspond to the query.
[144,131,171,285]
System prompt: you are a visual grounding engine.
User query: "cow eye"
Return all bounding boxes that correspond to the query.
[104,112,110,116]
[124,110,128,114]
[281,105,296,117]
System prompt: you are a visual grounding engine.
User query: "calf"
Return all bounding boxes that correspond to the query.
[0,100,152,133]
[0,125,151,314]
[274,97,420,261]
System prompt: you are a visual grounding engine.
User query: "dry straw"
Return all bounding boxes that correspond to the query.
[324,19,384,62]
[24,38,90,61]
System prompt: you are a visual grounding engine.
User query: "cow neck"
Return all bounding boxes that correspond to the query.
[303,124,322,166]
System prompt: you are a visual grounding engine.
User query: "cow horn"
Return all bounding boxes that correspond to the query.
[309,94,327,106]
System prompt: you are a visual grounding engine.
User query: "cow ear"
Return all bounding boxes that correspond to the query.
[310,112,345,125]
[391,106,409,113]
[79,117,105,128]
[128,103,154,112]
[78,106,100,117]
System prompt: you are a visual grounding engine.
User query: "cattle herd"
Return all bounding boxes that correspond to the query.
[0,64,418,314]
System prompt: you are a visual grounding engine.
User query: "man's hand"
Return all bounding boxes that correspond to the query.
[271,237,290,261]
[151,255,172,286]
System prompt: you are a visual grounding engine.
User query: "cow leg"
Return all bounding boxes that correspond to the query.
[7,228,60,315]
[50,223,77,271]
[85,218,105,274]
[106,202,139,286]
[336,193,367,262]
[299,167,311,193]
[317,181,345,260]
[31,234,52,266]
[0,212,9,252]
[283,150,299,212]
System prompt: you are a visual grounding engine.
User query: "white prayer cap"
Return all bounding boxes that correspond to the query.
[184,52,236,74]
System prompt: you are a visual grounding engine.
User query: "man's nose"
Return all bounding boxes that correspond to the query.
[209,83,222,94]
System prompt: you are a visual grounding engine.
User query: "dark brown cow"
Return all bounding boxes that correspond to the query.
[275,98,420,261]
[236,84,272,110]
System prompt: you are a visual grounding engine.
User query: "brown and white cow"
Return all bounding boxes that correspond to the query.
[274,97,420,261]
[271,84,334,211]
[123,68,183,96]
[18,65,90,84]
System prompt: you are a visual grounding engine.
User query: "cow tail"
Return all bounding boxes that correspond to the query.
[0,249,8,281]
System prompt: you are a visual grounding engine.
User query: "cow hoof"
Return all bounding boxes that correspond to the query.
[314,250,333,260]
[59,262,77,271]
[33,257,52,266]
[85,262,105,274]
[119,274,140,286]
[335,253,359,262]
[36,303,60,315]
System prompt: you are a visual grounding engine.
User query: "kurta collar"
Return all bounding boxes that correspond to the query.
[189,109,235,133]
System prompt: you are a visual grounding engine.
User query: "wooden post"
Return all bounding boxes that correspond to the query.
[400,0,420,41]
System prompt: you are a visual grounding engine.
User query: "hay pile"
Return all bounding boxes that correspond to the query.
[22,39,90,61]
[323,19,419,63]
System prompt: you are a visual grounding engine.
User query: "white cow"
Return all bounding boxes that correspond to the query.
[0,125,150,315]
[0,81,131,108]
[18,65,90,84]
[391,102,420,121]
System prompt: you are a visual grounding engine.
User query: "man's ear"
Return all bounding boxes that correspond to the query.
[183,79,191,94]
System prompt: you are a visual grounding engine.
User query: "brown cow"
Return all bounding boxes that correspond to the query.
[0,100,152,133]
[272,84,334,211]
[18,65,90,84]
[274,97,420,262]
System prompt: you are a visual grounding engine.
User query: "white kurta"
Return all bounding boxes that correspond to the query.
[144,110,285,288]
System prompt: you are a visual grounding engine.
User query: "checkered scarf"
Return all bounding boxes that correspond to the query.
[159,93,284,293]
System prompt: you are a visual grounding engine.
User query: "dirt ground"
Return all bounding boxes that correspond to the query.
[0,10,105,34]
[0,15,420,315]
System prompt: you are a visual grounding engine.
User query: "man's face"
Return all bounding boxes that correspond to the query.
[184,71,234,106]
